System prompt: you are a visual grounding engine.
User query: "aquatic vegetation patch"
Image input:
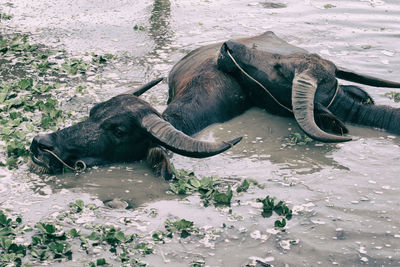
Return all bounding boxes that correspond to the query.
[0,33,116,169]
[170,170,293,229]
[323,4,336,9]
[170,169,256,207]
[152,218,200,242]
[0,201,151,266]
[133,24,146,31]
[283,132,314,146]
[0,12,12,20]
[383,91,400,103]
[257,195,293,229]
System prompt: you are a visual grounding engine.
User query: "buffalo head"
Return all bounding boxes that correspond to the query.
[217,40,400,142]
[30,78,241,176]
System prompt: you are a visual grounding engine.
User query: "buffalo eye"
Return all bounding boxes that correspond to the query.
[113,127,127,138]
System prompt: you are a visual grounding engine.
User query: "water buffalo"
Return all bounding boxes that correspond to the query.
[166,31,400,143]
[30,31,400,178]
[29,78,241,179]
[217,36,400,142]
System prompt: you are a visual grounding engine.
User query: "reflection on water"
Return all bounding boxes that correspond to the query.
[149,0,172,49]
[42,163,176,209]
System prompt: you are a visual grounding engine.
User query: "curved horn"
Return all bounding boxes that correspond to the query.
[124,77,164,96]
[140,114,242,158]
[292,71,352,143]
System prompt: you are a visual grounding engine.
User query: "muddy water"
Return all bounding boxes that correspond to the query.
[1,0,400,266]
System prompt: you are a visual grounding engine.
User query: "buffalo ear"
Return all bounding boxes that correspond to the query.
[146,145,173,180]
[314,103,349,135]
[341,85,374,105]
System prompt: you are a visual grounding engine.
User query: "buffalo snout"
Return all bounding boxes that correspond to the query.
[30,133,64,173]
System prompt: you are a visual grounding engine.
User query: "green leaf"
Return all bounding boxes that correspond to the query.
[66,228,79,238]
[180,229,190,238]
[324,4,336,9]
[96,258,107,265]
[75,200,84,211]
[0,238,13,249]
[87,231,100,241]
[236,179,250,193]
[172,219,193,230]
[114,231,126,243]
[189,178,201,188]
[384,91,400,103]
[213,186,233,206]
[44,224,56,234]
[18,78,33,90]
[152,231,165,242]
[274,218,286,228]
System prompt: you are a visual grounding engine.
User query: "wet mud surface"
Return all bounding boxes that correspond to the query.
[1,0,400,266]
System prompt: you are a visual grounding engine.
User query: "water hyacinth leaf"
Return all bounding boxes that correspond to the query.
[274,218,286,228]
[18,78,33,90]
[261,210,273,218]
[39,223,56,235]
[0,213,12,227]
[96,258,107,265]
[170,219,193,231]
[324,4,336,8]
[114,231,126,243]
[134,242,153,255]
[180,230,190,238]
[152,231,165,242]
[236,179,250,193]
[8,243,26,255]
[0,238,13,249]
[384,91,400,102]
[257,195,274,211]
[189,178,201,188]
[49,241,64,254]
[71,200,84,212]
[66,228,79,238]
[213,186,233,206]
[30,247,48,260]
[31,236,41,245]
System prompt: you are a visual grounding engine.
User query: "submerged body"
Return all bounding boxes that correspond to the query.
[166,31,400,142]
[30,31,400,178]
[164,31,307,135]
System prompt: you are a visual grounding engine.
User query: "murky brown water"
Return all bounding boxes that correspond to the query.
[1,0,400,265]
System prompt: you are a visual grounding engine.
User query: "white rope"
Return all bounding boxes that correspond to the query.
[225,49,339,111]
[226,49,293,113]
[326,82,339,108]
[43,149,87,172]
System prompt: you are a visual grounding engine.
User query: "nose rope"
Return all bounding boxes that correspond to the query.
[43,149,87,173]
[225,49,339,112]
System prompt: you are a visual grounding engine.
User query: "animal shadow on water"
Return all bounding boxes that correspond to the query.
[30,31,400,185]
